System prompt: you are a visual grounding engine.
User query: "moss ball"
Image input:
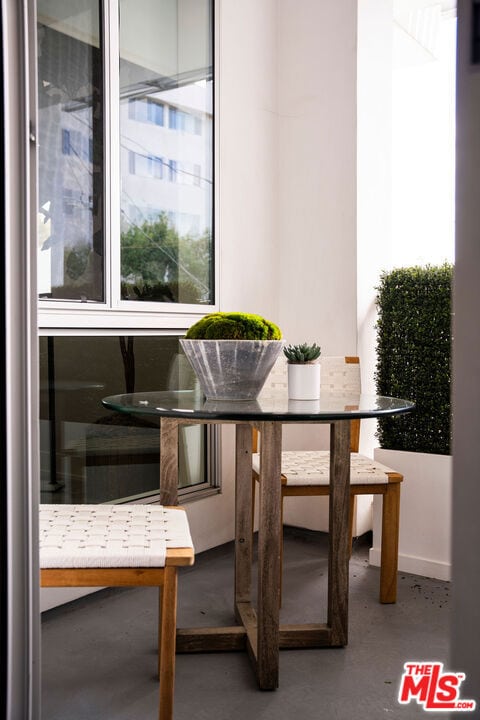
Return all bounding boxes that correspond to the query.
[185,312,282,340]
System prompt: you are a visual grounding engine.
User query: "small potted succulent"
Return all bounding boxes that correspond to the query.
[283,342,321,400]
[180,312,283,401]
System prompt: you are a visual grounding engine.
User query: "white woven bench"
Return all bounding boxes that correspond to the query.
[40,504,194,720]
[252,451,398,486]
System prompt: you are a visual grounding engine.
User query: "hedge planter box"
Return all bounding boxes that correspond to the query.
[373,265,453,582]
[371,448,452,581]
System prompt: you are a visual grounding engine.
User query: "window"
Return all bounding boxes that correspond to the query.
[36,0,216,502]
[168,106,202,135]
[168,159,177,182]
[128,98,165,126]
[61,129,93,162]
[37,0,214,309]
[128,151,164,179]
[39,335,217,505]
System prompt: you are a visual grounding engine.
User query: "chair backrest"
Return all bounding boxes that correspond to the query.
[259,355,361,452]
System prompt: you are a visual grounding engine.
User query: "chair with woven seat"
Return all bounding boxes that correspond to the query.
[40,504,194,720]
[252,356,403,604]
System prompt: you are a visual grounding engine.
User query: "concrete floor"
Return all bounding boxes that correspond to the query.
[41,529,450,720]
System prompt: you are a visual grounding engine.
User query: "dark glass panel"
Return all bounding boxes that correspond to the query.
[39,335,206,504]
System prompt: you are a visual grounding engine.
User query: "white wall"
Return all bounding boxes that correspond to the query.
[277,0,358,353]
[357,0,394,458]
[217,0,279,319]
[188,0,360,541]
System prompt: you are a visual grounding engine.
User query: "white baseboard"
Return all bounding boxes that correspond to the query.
[369,547,451,582]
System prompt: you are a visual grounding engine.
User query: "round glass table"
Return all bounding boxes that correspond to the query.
[102,388,413,422]
[102,389,414,690]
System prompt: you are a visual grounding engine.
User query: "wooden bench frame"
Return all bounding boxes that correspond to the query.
[41,511,194,720]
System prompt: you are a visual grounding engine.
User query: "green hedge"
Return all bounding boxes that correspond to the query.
[375,264,453,455]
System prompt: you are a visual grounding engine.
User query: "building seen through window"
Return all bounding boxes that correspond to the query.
[37,0,213,306]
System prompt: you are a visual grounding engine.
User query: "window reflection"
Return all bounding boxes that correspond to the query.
[119,0,214,304]
[37,0,104,301]
[39,335,207,504]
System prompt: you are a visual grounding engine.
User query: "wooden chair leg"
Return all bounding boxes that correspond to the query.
[379,483,400,604]
[159,567,178,720]
[251,476,257,536]
[348,493,356,558]
[279,492,285,607]
[158,585,164,679]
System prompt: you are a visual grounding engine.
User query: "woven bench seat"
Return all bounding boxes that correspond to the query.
[252,451,398,486]
[40,504,192,568]
[40,504,194,720]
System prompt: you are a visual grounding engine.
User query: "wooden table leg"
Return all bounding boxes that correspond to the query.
[160,418,179,505]
[235,424,253,606]
[328,420,351,646]
[256,421,282,690]
[234,424,258,665]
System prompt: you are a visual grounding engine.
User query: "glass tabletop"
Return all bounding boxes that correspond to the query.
[102,389,415,422]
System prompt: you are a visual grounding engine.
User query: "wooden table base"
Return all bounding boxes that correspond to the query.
[176,617,339,653]
[171,420,351,691]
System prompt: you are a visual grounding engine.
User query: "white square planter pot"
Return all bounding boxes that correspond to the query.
[372,448,452,581]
